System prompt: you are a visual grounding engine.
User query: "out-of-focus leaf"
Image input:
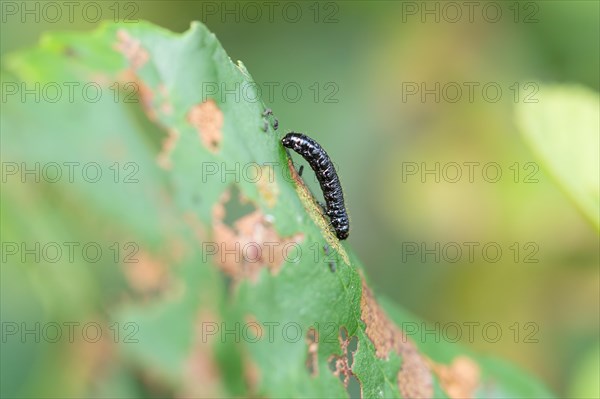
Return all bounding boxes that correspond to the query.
[516,85,600,230]
[567,341,600,399]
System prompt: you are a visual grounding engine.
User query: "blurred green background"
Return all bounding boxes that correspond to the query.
[1,1,598,397]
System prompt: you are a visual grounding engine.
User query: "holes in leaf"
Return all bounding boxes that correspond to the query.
[305,327,319,377]
[211,187,304,282]
[187,98,223,153]
[222,185,255,227]
[328,327,362,398]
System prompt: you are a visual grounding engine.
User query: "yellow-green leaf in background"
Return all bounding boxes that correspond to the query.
[516,85,600,230]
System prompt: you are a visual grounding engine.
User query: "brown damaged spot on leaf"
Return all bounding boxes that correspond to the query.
[166,236,188,265]
[71,318,115,389]
[182,310,224,398]
[157,84,173,115]
[188,99,223,153]
[257,164,279,208]
[116,69,173,128]
[428,356,481,399]
[115,29,149,70]
[305,327,319,377]
[136,77,157,120]
[122,249,170,295]
[212,188,303,282]
[360,279,433,399]
[114,30,173,138]
[157,128,180,170]
[328,328,359,391]
[115,65,157,125]
[286,159,349,266]
[244,355,261,395]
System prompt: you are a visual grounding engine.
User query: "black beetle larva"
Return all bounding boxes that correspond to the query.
[281,132,349,240]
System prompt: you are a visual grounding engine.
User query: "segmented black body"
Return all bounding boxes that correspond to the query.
[281,132,349,240]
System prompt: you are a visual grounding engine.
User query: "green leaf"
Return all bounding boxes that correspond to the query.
[515,85,600,230]
[1,21,554,398]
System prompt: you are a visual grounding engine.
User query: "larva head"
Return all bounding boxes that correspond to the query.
[281,132,302,149]
[281,134,292,147]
